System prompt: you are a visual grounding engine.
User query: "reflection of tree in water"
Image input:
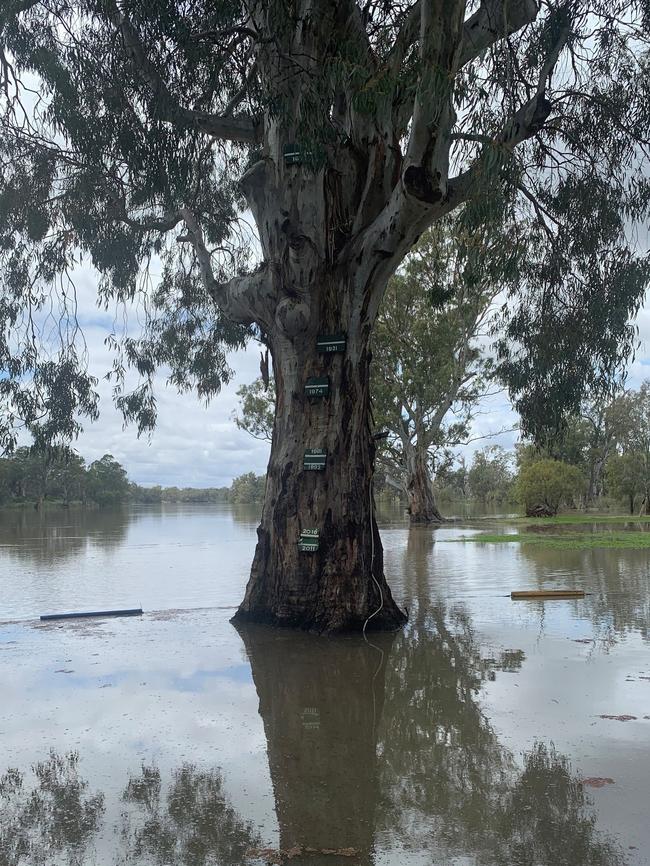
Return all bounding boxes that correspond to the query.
[489,742,620,866]
[379,609,624,864]
[236,623,392,866]
[0,599,627,866]
[376,529,624,864]
[378,600,513,855]
[121,763,260,865]
[0,507,133,566]
[0,751,104,866]
[228,503,263,528]
[0,755,258,866]
[239,604,623,866]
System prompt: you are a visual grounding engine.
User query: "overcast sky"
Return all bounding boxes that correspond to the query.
[38,261,650,489]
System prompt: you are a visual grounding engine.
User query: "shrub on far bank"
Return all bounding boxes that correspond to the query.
[515,459,584,517]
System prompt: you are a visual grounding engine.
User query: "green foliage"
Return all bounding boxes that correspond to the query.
[0,0,254,449]
[435,456,469,500]
[517,388,631,501]
[130,484,230,503]
[372,222,503,492]
[228,471,265,504]
[0,445,89,505]
[86,454,130,506]
[0,0,648,460]
[597,381,650,511]
[233,378,275,442]
[467,446,514,503]
[515,458,585,517]
[606,452,648,514]
[0,445,248,508]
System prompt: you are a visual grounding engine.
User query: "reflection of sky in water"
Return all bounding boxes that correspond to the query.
[1,505,650,863]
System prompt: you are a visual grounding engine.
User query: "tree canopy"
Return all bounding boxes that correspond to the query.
[1,0,649,449]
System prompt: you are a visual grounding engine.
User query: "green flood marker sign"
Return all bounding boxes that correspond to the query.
[317,333,346,353]
[298,528,320,552]
[303,449,327,471]
[283,143,303,165]
[305,376,329,398]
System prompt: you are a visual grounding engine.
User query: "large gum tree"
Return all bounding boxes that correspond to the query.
[1,1,649,631]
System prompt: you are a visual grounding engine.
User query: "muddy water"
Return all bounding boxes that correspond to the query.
[1,504,649,865]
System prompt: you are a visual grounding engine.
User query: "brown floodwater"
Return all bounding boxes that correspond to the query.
[0,503,649,865]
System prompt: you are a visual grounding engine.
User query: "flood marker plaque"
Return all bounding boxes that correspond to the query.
[283,143,305,165]
[317,333,346,353]
[298,528,320,552]
[305,376,329,398]
[303,449,327,471]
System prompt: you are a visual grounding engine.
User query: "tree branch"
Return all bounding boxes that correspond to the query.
[443,17,570,216]
[386,1,420,74]
[108,197,184,232]
[459,0,539,68]
[178,208,275,326]
[102,0,261,143]
[340,0,377,71]
[406,0,466,171]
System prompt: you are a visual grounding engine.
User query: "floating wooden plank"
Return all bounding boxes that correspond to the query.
[305,376,329,398]
[316,333,346,353]
[40,608,143,622]
[303,448,327,471]
[510,590,585,600]
[298,528,319,552]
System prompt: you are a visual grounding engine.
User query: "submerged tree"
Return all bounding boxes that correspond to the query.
[2,1,650,630]
[372,221,506,524]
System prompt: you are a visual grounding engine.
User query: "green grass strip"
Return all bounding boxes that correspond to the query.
[454,531,650,550]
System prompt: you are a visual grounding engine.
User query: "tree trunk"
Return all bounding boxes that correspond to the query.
[405,450,444,524]
[233,308,407,633]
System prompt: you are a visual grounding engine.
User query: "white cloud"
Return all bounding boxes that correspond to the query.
[66,286,271,487]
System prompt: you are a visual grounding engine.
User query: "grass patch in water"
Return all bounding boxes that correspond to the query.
[456,531,650,550]
[507,513,650,526]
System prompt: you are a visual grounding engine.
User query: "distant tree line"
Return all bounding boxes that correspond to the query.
[0,447,264,509]
[435,381,650,517]
[0,448,130,508]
